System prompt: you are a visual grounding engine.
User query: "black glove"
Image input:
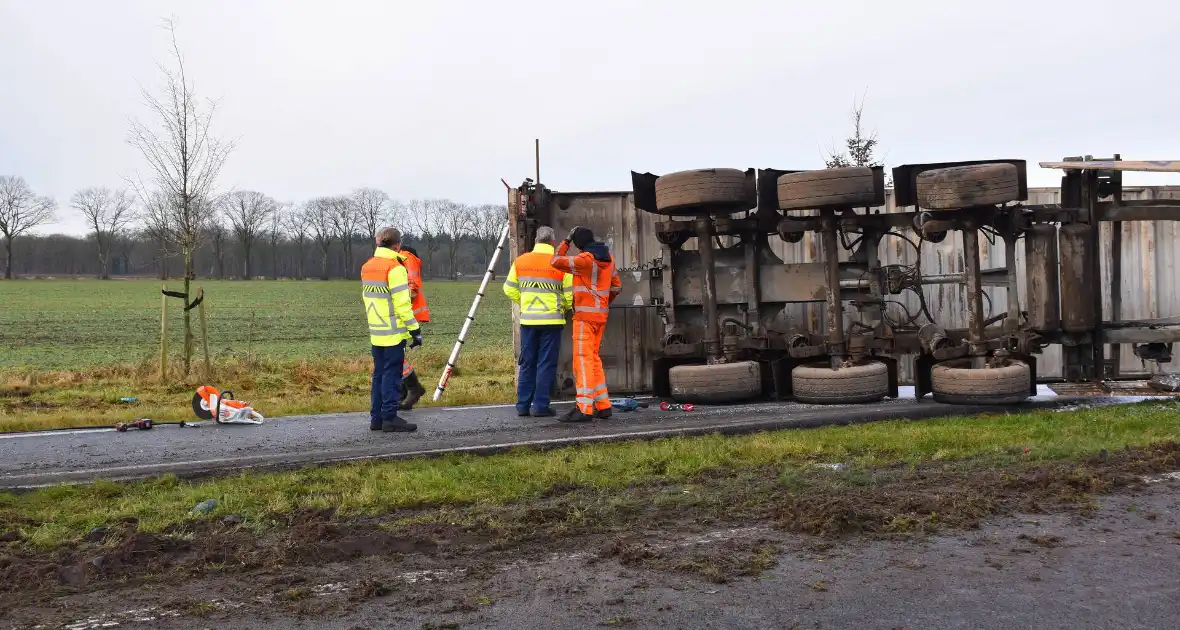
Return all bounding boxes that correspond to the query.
[566,226,582,243]
[409,330,423,349]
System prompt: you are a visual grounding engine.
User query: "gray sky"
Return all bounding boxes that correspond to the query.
[2,0,1178,236]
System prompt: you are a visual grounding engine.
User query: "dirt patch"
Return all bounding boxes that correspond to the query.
[601,535,780,584]
[2,442,1179,609]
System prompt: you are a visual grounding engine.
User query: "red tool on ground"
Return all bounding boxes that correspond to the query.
[659,401,695,412]
[114,418,153,432]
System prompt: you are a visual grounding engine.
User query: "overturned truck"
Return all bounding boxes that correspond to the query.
[507,157,1180,405]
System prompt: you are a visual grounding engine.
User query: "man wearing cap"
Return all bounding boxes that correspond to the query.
[550,226,621,422]
[360,227,422,433]
[503,226,573,417]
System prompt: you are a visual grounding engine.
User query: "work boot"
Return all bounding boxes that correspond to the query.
[559,407,593,423]
[594,407,613,420]
[382,417,418,433]
[399,373,427,411]
[531,407,556,418]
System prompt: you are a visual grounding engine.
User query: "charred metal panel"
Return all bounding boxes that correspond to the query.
[1059,222,1097,334]
[1024,223,1061,333]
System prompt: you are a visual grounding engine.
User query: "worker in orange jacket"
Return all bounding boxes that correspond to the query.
[398,245,430,410]
[550,226,622,422]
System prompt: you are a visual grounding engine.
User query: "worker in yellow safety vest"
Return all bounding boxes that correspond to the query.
[360,227,422,433]
[502,226,574,417]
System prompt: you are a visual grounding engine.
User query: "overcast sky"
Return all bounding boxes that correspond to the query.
[2,0,1178,236]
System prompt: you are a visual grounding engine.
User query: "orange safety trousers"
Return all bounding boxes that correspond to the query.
[572,320,610,415]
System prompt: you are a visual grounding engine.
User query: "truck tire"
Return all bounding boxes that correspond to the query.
[931,359,1030,405]
[669,360,762,403]
[777,167,879,211]
[791,361,889,404]
[915,163,1020,210]
[654,168,750,215]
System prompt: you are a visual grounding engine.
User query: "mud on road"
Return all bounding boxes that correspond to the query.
[4,443,1180,629]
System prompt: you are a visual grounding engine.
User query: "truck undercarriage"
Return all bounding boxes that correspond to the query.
[510,156,1180,405]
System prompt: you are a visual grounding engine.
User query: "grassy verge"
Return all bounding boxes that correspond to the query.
[0,278,517,432]
[4,399,1178,549]
[0,348,514,433]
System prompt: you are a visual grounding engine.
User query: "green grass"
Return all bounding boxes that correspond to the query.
[5,400,1178,548]
[0,279,511,369]
[0,279,517,431]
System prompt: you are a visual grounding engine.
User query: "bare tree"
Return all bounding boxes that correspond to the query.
[352,187,390,241]
[126,17,235,374]
[139,190,173,280]
[304,198,336,280]
[440,201,475,278]
[71,187,136,279]
[326,195,362,277]
[403,198,446,278]
[824,95,881,169]
[207,215,228,279]
[266,202,289,279]
[470,203,507,267]
[220,190,275,279]
[0,176,57,279]
[283,205,310,280]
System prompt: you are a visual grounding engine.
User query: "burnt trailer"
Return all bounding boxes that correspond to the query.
[507,157,1180,405]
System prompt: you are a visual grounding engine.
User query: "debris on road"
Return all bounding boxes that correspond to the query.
[610,398,648,412]
[1150,372,1180,393]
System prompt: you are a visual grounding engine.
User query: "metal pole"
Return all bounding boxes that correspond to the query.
[963,227,987,369]
[1004,235,1020,332]
[159,285,169,380]
[821,210,846,369]
[432,222,511,402]
[695,218,722,361]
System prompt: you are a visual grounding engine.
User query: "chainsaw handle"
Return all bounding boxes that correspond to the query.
[214,390,234,424]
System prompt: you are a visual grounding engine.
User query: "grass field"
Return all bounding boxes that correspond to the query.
[0,279,517,431]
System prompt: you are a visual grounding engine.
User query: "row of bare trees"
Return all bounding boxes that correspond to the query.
[0,184,508,282]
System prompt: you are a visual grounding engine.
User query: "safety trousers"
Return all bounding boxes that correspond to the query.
[572,320,610,415]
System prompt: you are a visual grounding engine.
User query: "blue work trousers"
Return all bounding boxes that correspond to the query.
[371,342,406,427]
[516,324,564,413]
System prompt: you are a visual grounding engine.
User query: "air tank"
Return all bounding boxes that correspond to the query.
[1023,223,1060,332]
[1058,223,1096,333]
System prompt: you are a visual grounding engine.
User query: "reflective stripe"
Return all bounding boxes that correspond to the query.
[413,306,430,315]
[575,305,610,313]
[369,327,407,336]
[593,391,609,402]
[388,283,409,294]
[361,280,387,288]
[521,312,564,321]
[503,280,519,289]
[363,290,390,299]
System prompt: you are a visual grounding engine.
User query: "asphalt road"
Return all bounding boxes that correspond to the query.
[0,387,1147,489]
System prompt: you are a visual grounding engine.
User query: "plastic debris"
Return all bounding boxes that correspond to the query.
[191,499,218,515]
[610,398,648,412]
[1149,372,1180,393]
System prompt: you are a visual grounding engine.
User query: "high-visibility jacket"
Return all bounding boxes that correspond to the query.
[551,240,622,324]
[402,250,431,323]
[360,247,419,346]
[503,243,574,326]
